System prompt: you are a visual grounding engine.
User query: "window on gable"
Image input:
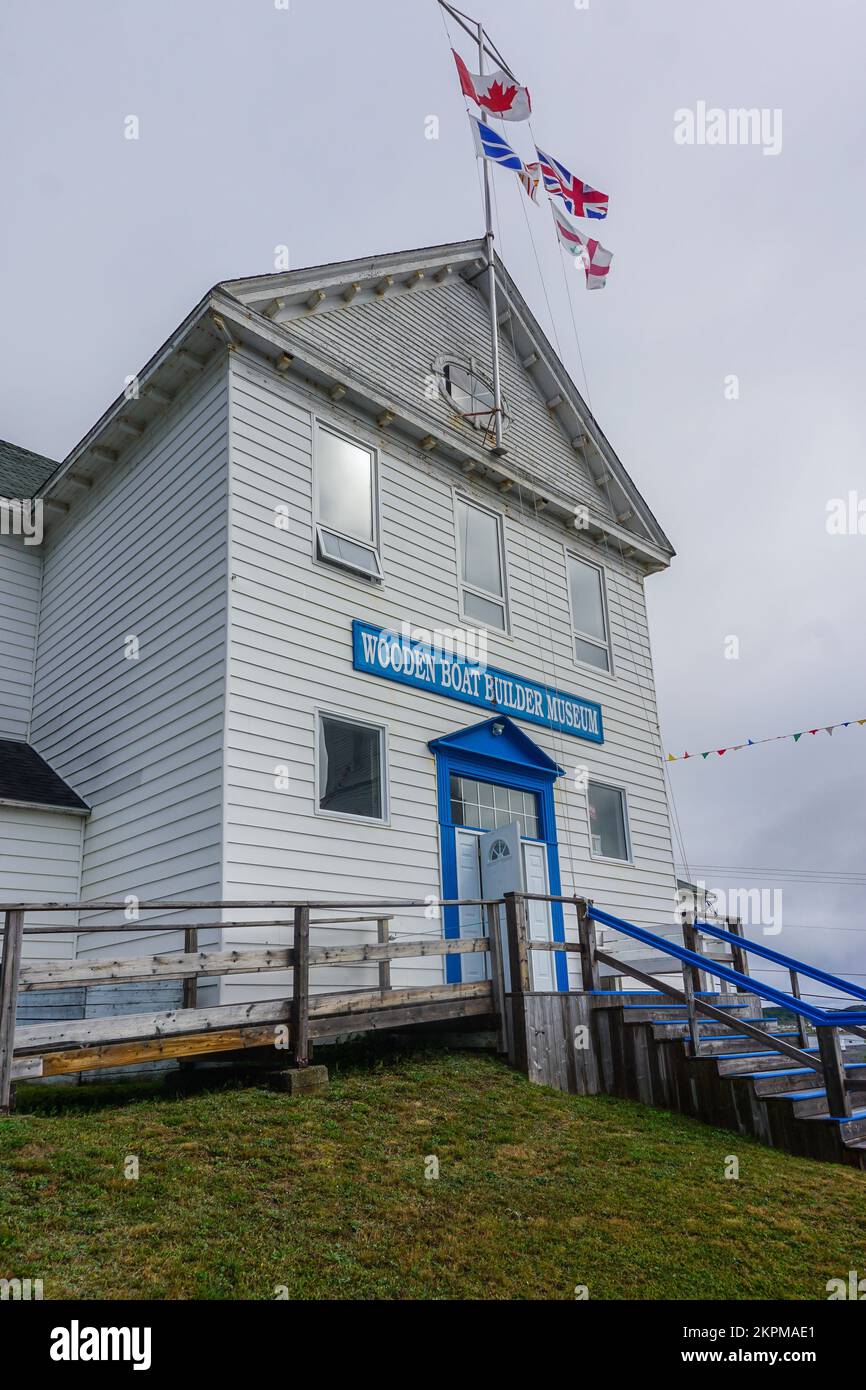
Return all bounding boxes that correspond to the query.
[456,496,508,632]
[567,554,611,672]
[315,424,382,580]
[317,713,386,821]
[439,358,510,437]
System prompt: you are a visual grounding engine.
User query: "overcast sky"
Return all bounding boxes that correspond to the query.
[2,0,864,994]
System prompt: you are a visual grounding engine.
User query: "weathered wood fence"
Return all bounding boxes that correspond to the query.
[0,895,524,1110]
[6,889,856,1123]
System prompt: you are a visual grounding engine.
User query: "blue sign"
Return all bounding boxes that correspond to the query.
[352,620,603,743]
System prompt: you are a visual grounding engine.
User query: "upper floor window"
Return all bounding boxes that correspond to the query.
[567,553,611,672]
[315,423,382,580]
[456,496,508,632]
[439,357,510,437]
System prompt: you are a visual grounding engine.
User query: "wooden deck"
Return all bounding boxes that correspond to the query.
[3,892,864,1170]
[0,897,509,1102]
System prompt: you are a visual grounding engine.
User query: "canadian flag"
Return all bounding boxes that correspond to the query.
[550,204,613,290]
[452,49,531,121]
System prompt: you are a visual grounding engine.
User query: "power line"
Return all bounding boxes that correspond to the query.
[676,864,866,886]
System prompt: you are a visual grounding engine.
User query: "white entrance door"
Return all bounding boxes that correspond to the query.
[454,820,558,992]
[479,821,524,992]
[521,841,555,991]
[455,828,486,982]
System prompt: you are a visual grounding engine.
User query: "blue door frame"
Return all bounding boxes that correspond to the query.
[428,716,569,991]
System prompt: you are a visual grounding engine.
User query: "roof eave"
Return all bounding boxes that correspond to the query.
[35,290,223,506]
[212,290,673,574]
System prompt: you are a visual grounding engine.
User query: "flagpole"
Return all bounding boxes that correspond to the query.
[476,20,505,454]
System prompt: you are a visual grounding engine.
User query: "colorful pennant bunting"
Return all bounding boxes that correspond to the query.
[666,718,866,763]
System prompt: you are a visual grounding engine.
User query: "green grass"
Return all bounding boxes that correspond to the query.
[1,1046,864,1300]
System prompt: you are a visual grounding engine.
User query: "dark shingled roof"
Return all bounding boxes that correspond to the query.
[0,739,88,811]
[0,439,59,498]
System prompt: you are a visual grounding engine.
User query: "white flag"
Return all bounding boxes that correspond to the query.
[550,204,613,290]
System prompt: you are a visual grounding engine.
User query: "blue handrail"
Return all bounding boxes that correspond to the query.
[695,918,866,1004]
[587,905,866,1028]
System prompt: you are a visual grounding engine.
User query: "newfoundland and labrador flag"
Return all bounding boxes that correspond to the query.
[536,147,609,220]
[452,49,531,121]
[550,204,613,289]
[469,115,524,170]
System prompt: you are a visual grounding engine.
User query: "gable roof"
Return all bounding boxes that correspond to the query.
[0,440,58,498]
[220,238,674,561]
[31,238,674,571]
[0,739,89,813]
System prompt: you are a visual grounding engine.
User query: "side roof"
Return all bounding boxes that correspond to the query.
[0,739,89,813]
[0,440,58,498]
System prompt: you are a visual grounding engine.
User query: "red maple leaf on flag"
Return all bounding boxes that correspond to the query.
[480,80,519,114]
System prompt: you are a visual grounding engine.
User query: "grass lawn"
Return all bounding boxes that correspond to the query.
[1,1045,864,1300]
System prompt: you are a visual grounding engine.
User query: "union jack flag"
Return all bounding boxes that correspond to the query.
[535,147,609,220]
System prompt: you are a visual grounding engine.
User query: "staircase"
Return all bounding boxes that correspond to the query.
[590,990,866,1169]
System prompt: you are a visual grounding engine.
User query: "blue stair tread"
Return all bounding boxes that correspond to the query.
[711,1031,800,1041]
[812,1108,866,1124]
[653,1016,755,1027]
[592,991,736,1000]
[744,1062,866,1079]
[622,1001,749,1011]
[715,1047,819,1060]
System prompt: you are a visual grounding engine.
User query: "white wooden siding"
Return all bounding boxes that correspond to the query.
[285,278,616,520]
[222,343,678,1002]
[0,533,42,740]
[29,364,230,963]
[0,806,83,962]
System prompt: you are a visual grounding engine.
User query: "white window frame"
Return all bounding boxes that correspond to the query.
[313,418,383,581]
[586,778,633,865]
[454,491,511,635]
[314,709,390,826]
[564,548,613,676]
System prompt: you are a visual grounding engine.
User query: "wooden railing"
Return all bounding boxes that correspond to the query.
[3,891,863,1120]
[579,900,866,1120]
[0,897,504,1111]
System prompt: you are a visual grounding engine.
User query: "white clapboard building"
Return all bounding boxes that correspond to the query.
[0,239,685,1009]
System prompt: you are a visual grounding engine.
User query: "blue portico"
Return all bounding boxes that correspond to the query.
[429,716,569,990]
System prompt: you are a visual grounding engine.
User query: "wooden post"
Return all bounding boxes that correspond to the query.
[504,892,530,1072]
[727,917,750,982]
[816,1024,851,1118]
[0,910,25,1113]
[788,969,810,1049]
[680,912,702,1055]
[575,898,599,992]
[290,905,311,1068]
[376,917,391,992]
[183,926,198,1010]
[486,900,507,1054]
